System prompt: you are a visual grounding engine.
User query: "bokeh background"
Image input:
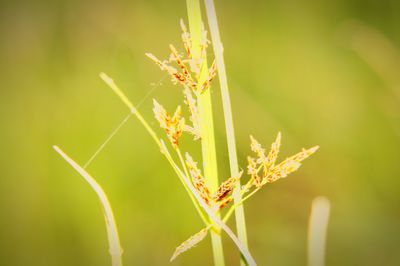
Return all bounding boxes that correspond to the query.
[1,0,400,265]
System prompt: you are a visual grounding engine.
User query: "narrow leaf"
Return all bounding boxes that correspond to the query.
[53,146,123,266]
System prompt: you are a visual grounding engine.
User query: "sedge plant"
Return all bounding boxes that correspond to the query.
[53,0,319,265]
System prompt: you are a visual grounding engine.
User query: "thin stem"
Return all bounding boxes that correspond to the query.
[53,146,123,266]
[203,1,249,265]
[186,0,225,265]
[223,188,259,225]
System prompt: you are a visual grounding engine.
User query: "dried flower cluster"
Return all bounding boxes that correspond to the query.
[168,133,318,261]
[185,153,238,211]
[247,133,319,189]
[153,99,184,148]
[147,20,217,145]
[146,20,216,94]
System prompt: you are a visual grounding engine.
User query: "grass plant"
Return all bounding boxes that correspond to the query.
[53,0,319,265]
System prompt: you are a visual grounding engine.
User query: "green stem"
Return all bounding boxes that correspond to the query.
[203,1,249,265]
[186,0,225,265]
[53,146,123,266]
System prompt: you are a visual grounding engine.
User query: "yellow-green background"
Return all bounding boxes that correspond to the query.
[1,0,399,265]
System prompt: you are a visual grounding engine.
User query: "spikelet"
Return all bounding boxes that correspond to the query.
[247,156,261,187]
[153,99,169,128]
[147,20,216,94]
[170,228,208,261]
[218,196,233,210]
[153,99,184,148]
[169,44,197,89]
[146,53,194,88]
[265,160,301,183]
[288,146,319,162]
[183,87,201,140]
[180,19,192,59]
[263,132,281,175]
[250,135,266,163]
[185,153,211,206]
[213,176,239,202]
[264,146,319,184]
[199,60,217,93]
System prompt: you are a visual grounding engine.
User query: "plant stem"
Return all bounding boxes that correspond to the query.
[203,1,249,265]
[186,0,225,265]
[53,146,123,266]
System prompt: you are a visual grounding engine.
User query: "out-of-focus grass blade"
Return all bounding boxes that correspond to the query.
[53,145,123,266]
[308,196,330,266]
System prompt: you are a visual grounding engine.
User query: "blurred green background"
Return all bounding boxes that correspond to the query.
[1,0,400,265]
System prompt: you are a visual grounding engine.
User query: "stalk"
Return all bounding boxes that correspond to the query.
[204,1,249,265]
[53,146,123,266]
[186,0,225,265]
[308,197,330,266]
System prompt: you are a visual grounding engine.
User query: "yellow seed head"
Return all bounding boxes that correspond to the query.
[247,133,319,188]
[185,153,211,205]
[153,99,185,148]
[250,135,266,163]
[263,132,281,175]
[213,176,238,202]
[183,87,201,140]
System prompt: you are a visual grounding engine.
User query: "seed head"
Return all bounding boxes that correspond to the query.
[183,87,201,140]
[185,153,211,206]
[153,99,185,148]
[213,176,238,202]
[247,133,319,188]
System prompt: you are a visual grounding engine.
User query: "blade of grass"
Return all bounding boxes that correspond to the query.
[203,1,249,265]
[185,0,225,265]
[53,146,123,266]
[308,196,331,266]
